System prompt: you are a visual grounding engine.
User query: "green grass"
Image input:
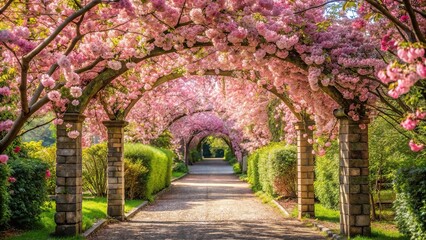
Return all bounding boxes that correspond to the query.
[311,203,408,240]
[6,197,144,240]
[172,171,186,180]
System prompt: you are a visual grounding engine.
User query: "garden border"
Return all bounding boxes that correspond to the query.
[82,172,188,238]
[271,199,344,240]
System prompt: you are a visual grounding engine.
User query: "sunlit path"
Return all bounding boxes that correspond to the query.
[90,159,324,240]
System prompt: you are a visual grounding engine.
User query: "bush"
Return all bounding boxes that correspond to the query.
[232,162,241,174]
[22,141,56,195]
[0,163,10,228]
[314,142,340,210]
[173,161,188,173]
[124,158,148,200]
[7,158,48,228]
[124,143,172,200]
[189,149,202,163]
[394,167,426,240]
[247,143,297,197]
[247,152,260,190]
[82,143,107,197]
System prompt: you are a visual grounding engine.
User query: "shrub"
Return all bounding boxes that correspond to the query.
[247,143,296,197]
[247,152,260,190]
[124,143,172,200]
[314,142,339,210]
[7,158,48,228]
[124,158,148,200]
[173,161,188,173]
[232,162,241,174]
[22,141,56,195]
[394,167,426,240]
[0,163,10,228]
[269,145,297,197]
[82,143,107,197]
[189,149,202,163]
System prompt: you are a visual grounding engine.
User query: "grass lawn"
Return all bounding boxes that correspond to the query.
[5,197,144,240]
[172,171,187,180]
[313,204,408,240]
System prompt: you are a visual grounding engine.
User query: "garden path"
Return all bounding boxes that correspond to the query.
[90,158,324,240]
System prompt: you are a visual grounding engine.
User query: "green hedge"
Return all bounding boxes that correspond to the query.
[247,152,260,190]
[124,143,173,201]
[314,142,339,210]
[189,149,202,163]
[0,163,10,227]
[247,143,297,197]
[394,167,426,240]
[8,158,48,228]
[82,143,107,197]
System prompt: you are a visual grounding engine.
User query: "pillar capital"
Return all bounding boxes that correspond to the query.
[63,113,85,123]
[102,120,129,128]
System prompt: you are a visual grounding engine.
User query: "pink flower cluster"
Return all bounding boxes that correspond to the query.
[0,87,11,96]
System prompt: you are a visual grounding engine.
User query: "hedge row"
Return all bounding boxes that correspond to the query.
[124,143,173,201]
[394,167,426,240]
[247,143,296,197]
[0,158,48,229]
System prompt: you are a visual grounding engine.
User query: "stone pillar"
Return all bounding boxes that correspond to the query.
[55,113,85,236]
[295,121,315,219]
[337,116,370,237]
[103,120,128,221]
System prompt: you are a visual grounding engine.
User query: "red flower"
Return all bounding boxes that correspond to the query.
[13,146,21,153]
[8,177,16,183]
[45,169,51,178]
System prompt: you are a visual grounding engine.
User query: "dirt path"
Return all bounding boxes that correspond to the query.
[90,159,324,240]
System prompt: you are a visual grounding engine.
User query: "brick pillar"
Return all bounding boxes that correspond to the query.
[337,116,371,237]
[295,121,315,219]
[103,120,128,221]
[55,113,85,236]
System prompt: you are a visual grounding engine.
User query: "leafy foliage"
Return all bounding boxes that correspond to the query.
[0,163,10,228]
[7,158,48,228]
[189,149,202,163]
[124,143,172,201]
[149,130,173,149]
[247,143,297,197]
[314,141,340,210]
[394,167,426,240]
[82,143,108,197]
[22,141,56,195]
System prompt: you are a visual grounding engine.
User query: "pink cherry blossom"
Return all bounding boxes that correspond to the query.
[70,86,82,98]
[67,130,80,139]
[409,140,424,152]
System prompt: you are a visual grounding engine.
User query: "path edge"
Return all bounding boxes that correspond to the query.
[82,172,188,238]
[271,199,344,240]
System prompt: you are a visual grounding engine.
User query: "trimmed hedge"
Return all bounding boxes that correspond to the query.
[0,163,10,227]
[124,143,173,201]
[247,143,297,197]
[394,167,426,240]
[7,158,48,227]
[314,142,339,210]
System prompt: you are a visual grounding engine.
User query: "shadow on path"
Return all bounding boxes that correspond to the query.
[90,158,324,240]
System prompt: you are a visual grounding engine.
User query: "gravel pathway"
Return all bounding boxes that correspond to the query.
[90,158,324,240]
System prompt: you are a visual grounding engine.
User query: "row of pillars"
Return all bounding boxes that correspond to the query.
[54,112,370,237]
